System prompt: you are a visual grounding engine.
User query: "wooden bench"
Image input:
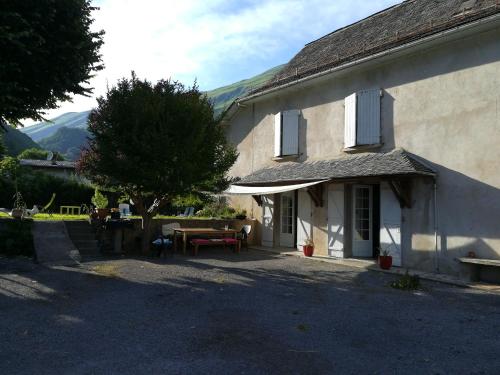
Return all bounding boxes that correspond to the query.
[191,238,240,256]
[458,258,500,282]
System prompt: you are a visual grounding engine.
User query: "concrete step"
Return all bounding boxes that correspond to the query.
[70,233,97,241]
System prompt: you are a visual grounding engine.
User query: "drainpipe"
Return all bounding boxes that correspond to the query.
[434,179,439,273]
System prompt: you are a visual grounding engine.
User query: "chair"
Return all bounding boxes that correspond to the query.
[239,225,251,250]
[178,207,195,217]
[118,203,131,217]
[152,222,180,257]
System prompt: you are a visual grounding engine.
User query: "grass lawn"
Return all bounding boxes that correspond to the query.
[0,212,221,221]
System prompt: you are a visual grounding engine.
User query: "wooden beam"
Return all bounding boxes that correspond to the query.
[388,180,412,208]
[252,195,262,207]
[307,184,324,207]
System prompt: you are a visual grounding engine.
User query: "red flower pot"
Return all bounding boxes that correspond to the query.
[303,245,314,257]
[379,255,392,270]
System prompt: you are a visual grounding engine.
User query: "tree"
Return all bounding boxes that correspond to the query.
[0,0,104,127]
[18,148,65,161]
[77,74,237,253]
[0,134,5,159]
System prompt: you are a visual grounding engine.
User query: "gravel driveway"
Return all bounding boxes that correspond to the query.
[1,250,499,374]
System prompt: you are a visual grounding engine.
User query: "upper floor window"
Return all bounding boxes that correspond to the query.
[344,89,381,149]
[274,110,300,157]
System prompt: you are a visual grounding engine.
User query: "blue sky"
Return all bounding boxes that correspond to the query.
[29,0,402,123]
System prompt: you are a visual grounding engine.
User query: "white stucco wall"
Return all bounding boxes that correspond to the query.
[226,25,500,275]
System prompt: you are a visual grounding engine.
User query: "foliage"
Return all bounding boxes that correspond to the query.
[0,156,21,179]
[38,127,90,160]
[91,188,108,209]
[12,192,26,210]
[0,133,5,158]
[2,125,40,156]
[0,165,93,211]
[0,1,104,126]
[196,197,246,219]
[0,219,34,257]
[390,270,421,291]
[77,73,237,252]
[18,148,65,161]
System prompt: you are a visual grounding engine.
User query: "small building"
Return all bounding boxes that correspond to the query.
[19,159,79,181]
[223,0,500,280]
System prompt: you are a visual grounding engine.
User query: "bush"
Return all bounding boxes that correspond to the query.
[0,161,94,211]
[390,270,421,291]
[0,219,34,257]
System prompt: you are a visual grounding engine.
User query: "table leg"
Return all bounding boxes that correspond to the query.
[183,233,187,254]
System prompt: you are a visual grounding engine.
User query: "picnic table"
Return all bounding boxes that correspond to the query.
[173,227,238,254]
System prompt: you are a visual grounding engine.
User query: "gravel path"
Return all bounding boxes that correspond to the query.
[1,250,499,374]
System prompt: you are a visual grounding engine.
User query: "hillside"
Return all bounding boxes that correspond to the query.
[21,110,91,142]
[18,64,284,158]
[2,126,41,156]
[206,64,284,116]
[38,127,90,161]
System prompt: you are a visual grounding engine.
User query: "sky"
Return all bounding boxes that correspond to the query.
[24,0,402,125]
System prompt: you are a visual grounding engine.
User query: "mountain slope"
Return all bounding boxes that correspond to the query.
[2,126,41,156]
[20,110,91,142]
[38,127,90,161]
[206,64,284,116]
[18,64,284,159]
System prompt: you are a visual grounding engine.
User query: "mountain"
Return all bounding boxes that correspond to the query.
[206,64,284,116]
[2,126,41,156]
[20,110,91,142]
[38,127,90,161]
[18,64,284,159]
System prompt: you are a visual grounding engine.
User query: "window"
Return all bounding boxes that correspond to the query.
[274,110,300,157]
[344,89,381,148]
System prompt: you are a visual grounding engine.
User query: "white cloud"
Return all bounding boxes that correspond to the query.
[24,0,401,124]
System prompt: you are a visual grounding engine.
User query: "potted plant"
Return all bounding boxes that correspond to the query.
[91,188,109,220]
[302,237,314,257]
[379,248,392,270]
[11,192,26,219]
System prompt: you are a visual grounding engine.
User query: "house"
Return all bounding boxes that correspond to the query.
[19,159,79,180]
[223,0,500,280]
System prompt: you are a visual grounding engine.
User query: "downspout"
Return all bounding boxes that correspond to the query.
[434,179,439,273]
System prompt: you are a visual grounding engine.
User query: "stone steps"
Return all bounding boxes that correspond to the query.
[64,220,101,257]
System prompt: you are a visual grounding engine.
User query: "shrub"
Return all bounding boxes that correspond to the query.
[390,270,421,291]
[91,188,108,209]
[0,219,34,257]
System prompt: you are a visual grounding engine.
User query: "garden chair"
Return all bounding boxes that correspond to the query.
[152,222,180,257]
[238,225,251,251]
[118,203,131,217]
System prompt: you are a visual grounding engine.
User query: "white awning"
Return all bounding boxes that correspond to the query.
[224,180,328,195]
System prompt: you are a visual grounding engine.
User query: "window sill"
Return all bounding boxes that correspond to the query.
[272,154,300,162]
[343,143,382,153]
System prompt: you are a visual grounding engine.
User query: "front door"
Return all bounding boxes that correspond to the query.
[262,195,274,247]
[296,189,312,250]
[352,185,373,257]
[280,191,295,248]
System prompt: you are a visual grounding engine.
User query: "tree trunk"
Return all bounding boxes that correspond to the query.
[141,213,153,255]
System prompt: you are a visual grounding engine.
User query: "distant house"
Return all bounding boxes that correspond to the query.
[19,159,80,181]
[223,0,500,279]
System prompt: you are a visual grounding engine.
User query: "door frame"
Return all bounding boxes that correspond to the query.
[279,191,296,248]
[351,184,373,258]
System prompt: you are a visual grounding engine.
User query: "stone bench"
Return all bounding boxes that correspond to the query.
[458,258,500,282]
[191,238,240,256]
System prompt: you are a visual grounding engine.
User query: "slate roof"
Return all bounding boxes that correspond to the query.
[249,0,500,96]
[235,149,435,185]
[20,159,76,169]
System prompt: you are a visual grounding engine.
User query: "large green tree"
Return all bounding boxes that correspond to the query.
[0,0,104,127]
[77,74,237,253]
